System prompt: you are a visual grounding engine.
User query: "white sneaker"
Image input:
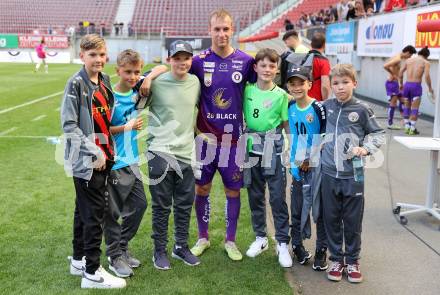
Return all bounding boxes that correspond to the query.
[276,243,293,268]
[246,236,269,258]
[81,266,126,289]
[68,256,85,276]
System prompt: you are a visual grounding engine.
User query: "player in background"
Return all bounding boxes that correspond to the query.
[35,38,48,73]
[399,47,434,135]
[383,45,416,130]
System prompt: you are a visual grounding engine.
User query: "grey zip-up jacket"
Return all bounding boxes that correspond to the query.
[321,97,385,179]
[60,66,114,181]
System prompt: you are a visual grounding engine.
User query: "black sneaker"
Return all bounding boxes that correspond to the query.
[312,248,328,271]
[152,249,171,270]
[292,244,312,265]
[122,250,141,268]
[172,244,201,266]
[108,256,134,278]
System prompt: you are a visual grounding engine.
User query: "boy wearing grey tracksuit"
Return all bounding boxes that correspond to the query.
[321,64,385,283]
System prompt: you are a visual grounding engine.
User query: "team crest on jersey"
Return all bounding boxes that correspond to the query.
[212,88,232,110]
[263,99,273,109]
[204,72,212,87]
[306,113,314,123]
[232,71,242,83]
[348,112,359,122]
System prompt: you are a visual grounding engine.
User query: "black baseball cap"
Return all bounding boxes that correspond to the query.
[286,65,311,81]
[168,40,193,57]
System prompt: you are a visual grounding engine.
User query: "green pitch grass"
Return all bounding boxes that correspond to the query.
[0,63,292,294]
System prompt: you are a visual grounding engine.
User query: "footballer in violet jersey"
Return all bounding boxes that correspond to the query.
[190,48,256,144]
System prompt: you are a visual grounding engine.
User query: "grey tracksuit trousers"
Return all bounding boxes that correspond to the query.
[321,173,364,264]
[104,165,147,259]
[247,153,290,244]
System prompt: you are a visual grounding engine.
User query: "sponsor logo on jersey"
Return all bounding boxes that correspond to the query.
[219,63,228,72]
[348,112,359,122]
[232,64,243,70]
[203,61,215,68]
[232,60,243,64]
[204,72,212,87]
[232,71,243,83]
[203,68,214,73]
[263,99,273,109]
[212,88,232,110]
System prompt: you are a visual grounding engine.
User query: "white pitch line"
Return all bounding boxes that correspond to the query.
[32,114,47,121]
[0,135,51,138]
[0,74,117,115]
[0,91,63,115]
[0,127,18,136]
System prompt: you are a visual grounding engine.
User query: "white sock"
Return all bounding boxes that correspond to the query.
[410,120,416,131]
[44,64,48,73]
[35,63,41,70]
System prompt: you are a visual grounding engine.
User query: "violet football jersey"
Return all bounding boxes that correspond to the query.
[190,48,256,144]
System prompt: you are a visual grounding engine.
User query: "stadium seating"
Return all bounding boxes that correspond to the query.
[131,0,284,36]
[0,0,287,36]
[259,0,340,35]
[0,0,120,34]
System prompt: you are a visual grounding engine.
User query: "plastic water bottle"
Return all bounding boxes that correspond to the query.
[352,156,364,182]
[46,136,61,145]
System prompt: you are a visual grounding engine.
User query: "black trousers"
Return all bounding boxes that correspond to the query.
[148,152,195,250]
[321,174,364,264]
[72,169,111,274]
[104,165,147,259]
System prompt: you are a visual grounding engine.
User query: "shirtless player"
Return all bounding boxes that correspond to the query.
[383,45,416,130]
[399,46,434,135]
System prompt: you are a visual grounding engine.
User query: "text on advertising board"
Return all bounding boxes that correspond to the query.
[416,11,440,48]
[365,22,394,44]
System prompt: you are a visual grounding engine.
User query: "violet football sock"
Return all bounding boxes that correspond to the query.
[195,195,210,239]
[402,106,410,119]
[225,195,241,242]
[388,106,395,125]
[410,109,419,120]
[398,101,404,115]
